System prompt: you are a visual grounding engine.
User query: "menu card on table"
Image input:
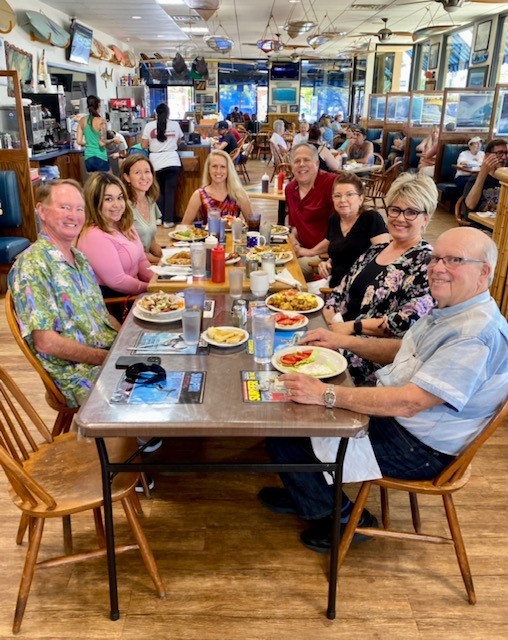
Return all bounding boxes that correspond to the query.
[130,331,208,355]
[111,371,206,405]
[241,371,290,403]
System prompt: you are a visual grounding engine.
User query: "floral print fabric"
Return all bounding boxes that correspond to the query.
[325,240,434,385]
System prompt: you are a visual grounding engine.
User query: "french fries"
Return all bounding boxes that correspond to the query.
[207,327,245,344]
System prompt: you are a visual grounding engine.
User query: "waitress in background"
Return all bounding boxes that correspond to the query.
[76,95,110,173]
[141,103,184,228]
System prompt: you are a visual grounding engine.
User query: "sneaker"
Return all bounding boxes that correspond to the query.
[136,437,163,453]
[156,219,162,226]
[300,510,379,554]
[135,473,155,493]
[163,222,175,229]
[258,486,297,515]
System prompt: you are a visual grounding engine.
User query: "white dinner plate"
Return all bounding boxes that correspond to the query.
[133,306,183,324]
[225,253,242,265]
[246,251,293,265]
[169,229,209,242]
[271,224,290,235]
[265,291,324,315]
[201,326,249,348]
[274,312,309,331]
[163,248,191,266]
[271,346,347,379]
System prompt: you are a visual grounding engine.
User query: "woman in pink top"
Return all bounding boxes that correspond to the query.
[78,173,152,298]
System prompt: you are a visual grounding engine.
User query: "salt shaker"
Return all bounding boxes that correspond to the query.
[245,256,259,279]
[261,252,276,284]
[231,299,247,329]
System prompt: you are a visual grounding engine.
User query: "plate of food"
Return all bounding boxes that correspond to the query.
[274,312,309,331]
[272,346,347,379]
[271,224,290,236]
[266,290,324,314]
[225,251,241,265]
[169,227,209,242]
[135,292,185,321]
[164,250,191,266]
[246,249,293,265]
[202,326,249,348]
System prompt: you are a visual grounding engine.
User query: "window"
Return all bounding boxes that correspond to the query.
[445,27,473,88]
[300,60,351,122]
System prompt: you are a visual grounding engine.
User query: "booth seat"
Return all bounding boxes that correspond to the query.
[435,143,468,208]
[408,137,425,170]
[0,171,30,271]
[366,128,382,143]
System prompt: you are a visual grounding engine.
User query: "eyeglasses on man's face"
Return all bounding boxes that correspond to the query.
[489,149,508,157]
[386,205,426,221]
[427,255,485,269]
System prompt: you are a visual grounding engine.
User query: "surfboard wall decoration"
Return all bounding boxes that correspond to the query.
[24,10,70,48]
[0,0,16,34]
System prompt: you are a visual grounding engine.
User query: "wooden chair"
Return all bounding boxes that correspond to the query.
[103,293,137,323]
[338,397,508,604]
[235,140,254,183]
[363,161,403,213]
[283,132,294,151]
[371,152,385,171]
[0,365,165,634]
[270,142,290,181]
[5,291,76,438]
[454,196,471,227]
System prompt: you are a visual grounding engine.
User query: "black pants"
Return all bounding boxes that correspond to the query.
[156,165,182,224]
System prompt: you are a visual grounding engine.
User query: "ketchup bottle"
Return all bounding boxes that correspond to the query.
[211,244,226,283]
[277,169,285,191]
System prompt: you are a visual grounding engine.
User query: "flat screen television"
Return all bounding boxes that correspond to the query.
[270,62,300,81]
[67,22,93,65]
[272,87,297,104]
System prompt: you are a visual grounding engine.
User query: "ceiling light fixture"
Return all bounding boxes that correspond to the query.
[181,26,209,33]
[131,16,142,20]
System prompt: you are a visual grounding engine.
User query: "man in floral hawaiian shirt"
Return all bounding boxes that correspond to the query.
[9,179,120,408]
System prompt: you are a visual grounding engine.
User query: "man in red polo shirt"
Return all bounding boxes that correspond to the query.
[286,143,336,279]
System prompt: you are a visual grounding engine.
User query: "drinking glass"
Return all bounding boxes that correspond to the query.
[247,212,261,232]
[190,243,206,278]
[183,287,205,310]
[252,308,275,364]
[182,309,202,345]
[229,267,244,298]
[232,218,244,243]
[249,270,269,298]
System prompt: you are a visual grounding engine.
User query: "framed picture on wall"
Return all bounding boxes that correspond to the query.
[4,42,33,96]
[474,20,492,52]
[280,104,288,114]
[195,80,206,91]
[467,66,488,88]
[289,104,299,113]
[428,43,440,70]
[268,104,277,113]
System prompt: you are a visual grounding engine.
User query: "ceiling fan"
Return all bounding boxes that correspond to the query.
[359,18,412,42]
[242,33,311,55]
[400,0,502,12]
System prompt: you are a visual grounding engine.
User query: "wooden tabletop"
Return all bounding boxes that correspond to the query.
[468,212,495,230]
[245,184,286,201]
[148,229,307,293]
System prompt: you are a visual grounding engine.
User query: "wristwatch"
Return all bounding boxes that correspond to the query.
[323,384,336,409]
[353,319,363,335]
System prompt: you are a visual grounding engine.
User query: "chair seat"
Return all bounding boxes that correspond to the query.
[0,237,30,263]
[373,465,471,495]
[15,433,139,517]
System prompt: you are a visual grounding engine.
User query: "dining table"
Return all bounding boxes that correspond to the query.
[148,226,307,293]
[75,293,369,623]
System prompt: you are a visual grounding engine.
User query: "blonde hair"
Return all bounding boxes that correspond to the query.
[386,172,438,219]
[201,149,248,203]
[82,173,135,240]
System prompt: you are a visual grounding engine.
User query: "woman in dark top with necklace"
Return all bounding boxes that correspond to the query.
[307,125,342,172]
[318,173,389,287]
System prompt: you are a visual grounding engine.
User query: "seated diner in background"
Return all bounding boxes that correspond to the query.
[316,173,389,289]
[293,121,309,147]
[323,172,437,385]
[212,121,238,154]
[386,128,407,167]
[307,125,342,173]
[120,154,163,265]
[285,143,337,280]
[454,136,484,194]
[8,179,119,408]
[346,127,374,165]
[270,119,288,157]
[416,125,439,177]
[260,227,507,554]
[463,138,508,220]
[182,149,253,225]
[77,173,152,298]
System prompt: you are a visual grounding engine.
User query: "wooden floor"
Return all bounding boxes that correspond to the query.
[1,160,507,639]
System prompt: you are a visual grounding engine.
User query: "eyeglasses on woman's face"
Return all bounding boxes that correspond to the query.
[386,205,426,221]
[332,191,360,201]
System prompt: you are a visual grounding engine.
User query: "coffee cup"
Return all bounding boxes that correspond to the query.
[246,231,267,249]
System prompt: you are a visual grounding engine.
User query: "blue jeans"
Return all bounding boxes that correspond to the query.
[266,416,455,521]
[85,156,110,172]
